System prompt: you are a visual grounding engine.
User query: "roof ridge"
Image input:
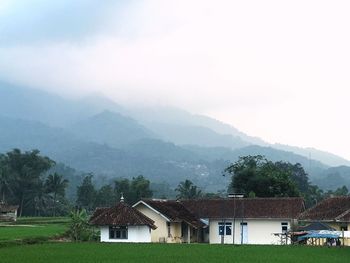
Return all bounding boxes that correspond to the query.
[335,208,350,220]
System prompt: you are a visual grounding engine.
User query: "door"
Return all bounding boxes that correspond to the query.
[240,222,248,244]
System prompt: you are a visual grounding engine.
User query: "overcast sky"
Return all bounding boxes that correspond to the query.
[0,0,350,160]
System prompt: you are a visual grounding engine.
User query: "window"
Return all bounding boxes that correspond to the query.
[281,222,288,233]
[218,222,232,235]
[109,226,128,239]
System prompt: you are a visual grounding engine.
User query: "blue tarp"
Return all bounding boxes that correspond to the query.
[298,233,340,241]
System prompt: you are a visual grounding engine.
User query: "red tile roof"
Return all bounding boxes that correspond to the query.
[299,196,350,222]
[138,199,204,228]
[90,202,156,229]
[181,197,305,219]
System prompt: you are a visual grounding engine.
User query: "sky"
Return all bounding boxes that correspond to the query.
[0,0,350,160]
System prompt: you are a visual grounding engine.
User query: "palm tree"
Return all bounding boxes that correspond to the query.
[175,179,202,199]
[45,173,68,216]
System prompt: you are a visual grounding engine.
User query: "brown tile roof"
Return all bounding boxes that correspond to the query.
[299,196,350,222]
[181,197,305,219]
[89,202,156,229]
[0,203,18,212]
[139,199,204,228]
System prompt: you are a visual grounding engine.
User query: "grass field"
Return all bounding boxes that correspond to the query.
[0,217,68,242]
[0,243,349,263]
[0,224,67,241]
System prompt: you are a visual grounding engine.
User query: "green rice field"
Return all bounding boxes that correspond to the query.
[0,243,349,263]
[0,224,66,241]
[0,217,68,242]
[0,217,348,263]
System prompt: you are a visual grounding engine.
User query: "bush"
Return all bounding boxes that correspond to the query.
[67,209,95,242]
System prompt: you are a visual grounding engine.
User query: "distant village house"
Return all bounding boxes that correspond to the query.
[0,201,18,222]
[89,198,156,243]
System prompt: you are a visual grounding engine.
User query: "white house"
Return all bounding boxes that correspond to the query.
[182,197,305,245]
[90,200,156,243]
[133,199,204,243]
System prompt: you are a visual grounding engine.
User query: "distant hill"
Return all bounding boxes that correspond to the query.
[68,110,157,147]
[273,144,350,167]
[141,122,249,149]
[129,106,266,146]
[1,81,350,192]
[0,81,125,127]
[312,166,350,190]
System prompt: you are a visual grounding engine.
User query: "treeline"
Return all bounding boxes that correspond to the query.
[225,155,349,207]
[1,150,349,217]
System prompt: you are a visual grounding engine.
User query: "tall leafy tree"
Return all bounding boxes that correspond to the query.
[95,185,115,207]
[30,181,51,216]
[130,175,152,203]
[45,173,69,216]
[0,155,11,202]
[176,179,202,199]
[114,178,130,201]
[225,155,299,197]
[76,174,96,211]
[114,176,152,204]
[5,149,54,216]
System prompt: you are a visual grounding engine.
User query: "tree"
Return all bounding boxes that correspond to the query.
[114,176,153,204]
[68,209,94,241]
[95,185,115,207]
[176,179,202,199]
[130,175,152,203]
[0,155,11,202]
[45,173,68,216]
[114,178,130,202]
[30,181,51,216]
[275,162,309,193]
[76,174,96,211]
[224,155,299,197]
[5,149,54,216]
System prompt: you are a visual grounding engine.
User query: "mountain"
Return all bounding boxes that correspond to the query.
[129,106,267,146]
[183,144,327,176]
[0,115,221,188]
[0,81,125,127]
[140,122,249,149]
[273,144,350,167]
[1,81,350,192]
[68,110,156,147]
[312,166,350,190]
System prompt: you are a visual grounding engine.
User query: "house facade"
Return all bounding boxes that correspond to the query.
[90,201,156,243]
[299,196,350,246]
[133,199,204,243]
[182,198,305,245]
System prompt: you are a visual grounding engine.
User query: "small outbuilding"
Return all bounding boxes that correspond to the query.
[0,201,19,222]
[90,200,157,243]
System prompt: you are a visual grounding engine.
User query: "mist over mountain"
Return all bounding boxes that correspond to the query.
[68,110,157,147]
[0,82,349,191]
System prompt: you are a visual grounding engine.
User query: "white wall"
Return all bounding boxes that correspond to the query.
[134,203,169,243]
[100,225,151,243]
[209,219,291,245]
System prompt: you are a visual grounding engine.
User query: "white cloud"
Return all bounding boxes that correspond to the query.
[0,0,350,159]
